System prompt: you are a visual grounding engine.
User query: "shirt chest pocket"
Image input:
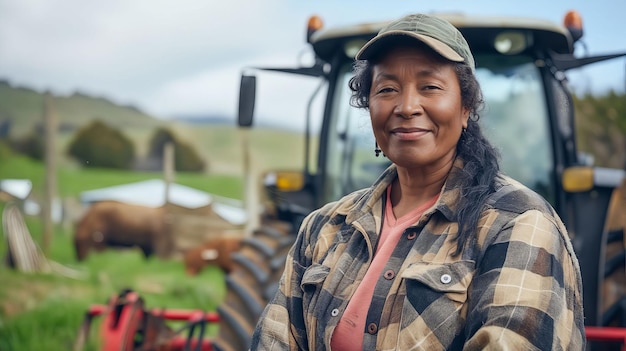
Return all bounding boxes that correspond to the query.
[401,260,475,315]
[301,263,330,288]
[300,263,330,306]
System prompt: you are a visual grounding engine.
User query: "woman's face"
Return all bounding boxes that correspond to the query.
[369,45,469,171]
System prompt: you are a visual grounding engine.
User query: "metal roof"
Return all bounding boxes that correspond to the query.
[0,179,33,200]
[80,179,211,208]
[79,179,247,225]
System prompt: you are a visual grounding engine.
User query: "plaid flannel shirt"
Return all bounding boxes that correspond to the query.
[251,161,585,350]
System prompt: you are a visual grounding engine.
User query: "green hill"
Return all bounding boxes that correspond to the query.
[0,81,308,176]
[0,80,164,137]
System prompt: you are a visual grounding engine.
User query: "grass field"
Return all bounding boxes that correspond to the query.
[0,149,244,351]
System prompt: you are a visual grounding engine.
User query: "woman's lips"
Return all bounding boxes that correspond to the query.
[391,127,430,140]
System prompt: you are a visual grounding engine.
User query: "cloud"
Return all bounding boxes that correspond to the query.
[144,63,243,119]
[144,49,326,132]
[0,0,301,113]
[1,0,624,128]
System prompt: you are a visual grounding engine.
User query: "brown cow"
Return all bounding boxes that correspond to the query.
[74,201,166,261]
[183,237,243,276]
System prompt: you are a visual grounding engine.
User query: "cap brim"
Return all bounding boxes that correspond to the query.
[356,30,464,62]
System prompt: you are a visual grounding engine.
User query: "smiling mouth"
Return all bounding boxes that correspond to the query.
[391,128,430,140]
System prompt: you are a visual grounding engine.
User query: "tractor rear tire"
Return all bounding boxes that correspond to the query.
[600,178,626,327]
[600,229,626,326]
[213,221,296,351]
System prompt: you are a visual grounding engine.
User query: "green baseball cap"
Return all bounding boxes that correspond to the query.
[356,13,475,71]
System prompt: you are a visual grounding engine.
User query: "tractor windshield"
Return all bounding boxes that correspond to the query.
[323,54,555,205]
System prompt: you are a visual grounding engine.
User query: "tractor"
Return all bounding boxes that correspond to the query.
[214,9,626,351]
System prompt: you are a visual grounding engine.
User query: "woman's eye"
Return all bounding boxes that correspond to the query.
[377,87,395,94]
[424,85,440,90]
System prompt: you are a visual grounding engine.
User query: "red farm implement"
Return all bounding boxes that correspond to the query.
[73,289,218,351]
[72,288,626,351]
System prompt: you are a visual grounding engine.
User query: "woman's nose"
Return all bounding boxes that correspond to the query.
[394,89,422,118]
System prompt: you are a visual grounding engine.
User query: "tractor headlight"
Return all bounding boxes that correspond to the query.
[494,31,530,55]
[345,39,367,59]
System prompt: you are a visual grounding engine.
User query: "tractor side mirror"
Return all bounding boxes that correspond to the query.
[238,75,256,127]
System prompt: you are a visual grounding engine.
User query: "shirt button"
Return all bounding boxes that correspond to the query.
[407,232,417,240]
[331,308,339,317]
[367,322,378,334]
[440,274,452,284]
[383,269,395,280]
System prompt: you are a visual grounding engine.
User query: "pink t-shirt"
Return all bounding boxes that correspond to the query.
[330,186,438,350]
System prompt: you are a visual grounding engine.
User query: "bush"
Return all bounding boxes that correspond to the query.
[9,131,44,161]
[174,141,206,172]
[67,120,135,169]
[0,139,13,160]
[148,128,176,159]
[148,127,206,172]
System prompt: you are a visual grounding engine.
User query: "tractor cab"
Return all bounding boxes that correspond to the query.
[237,10,626,337]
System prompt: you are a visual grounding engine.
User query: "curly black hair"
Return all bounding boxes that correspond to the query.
[348,56,500,255]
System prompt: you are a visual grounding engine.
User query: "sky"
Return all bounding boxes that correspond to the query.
[1,0,625,127]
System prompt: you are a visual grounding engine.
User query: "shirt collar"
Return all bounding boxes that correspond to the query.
[338,158,465,224]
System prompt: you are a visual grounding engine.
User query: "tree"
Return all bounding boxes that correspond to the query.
[147,127,206,172]
[574,91,626,169]
[10,131,44,161]
[67,120,135,169]
[148,128,176,159]
[174,141,206,172]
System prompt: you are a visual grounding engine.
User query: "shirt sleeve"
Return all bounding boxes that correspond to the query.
[249,212,315,350]
[463,209,586,350]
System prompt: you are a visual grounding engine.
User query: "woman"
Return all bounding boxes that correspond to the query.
[251,13,585,350]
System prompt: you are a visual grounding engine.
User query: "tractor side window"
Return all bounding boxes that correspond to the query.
[323,64,390,203]
[251,71,325,174]
[569,58,626,170]
[477,56,556,204]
